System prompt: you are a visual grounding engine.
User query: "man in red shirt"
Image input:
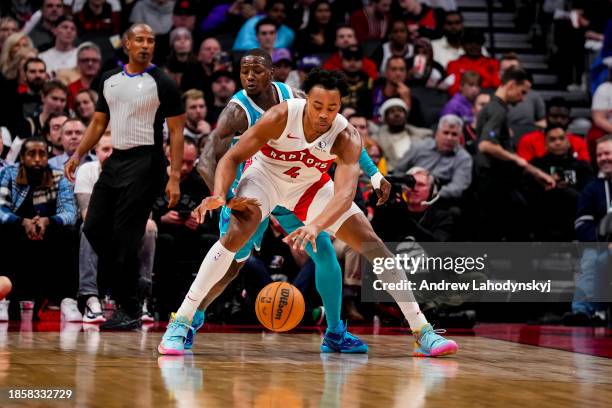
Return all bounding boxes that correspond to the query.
[446,28,499,95]
[67,43,102,109]
[323,25,378,80]
[517,97,590,163]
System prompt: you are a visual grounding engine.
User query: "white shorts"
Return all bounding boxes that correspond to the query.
[236,164,362,235]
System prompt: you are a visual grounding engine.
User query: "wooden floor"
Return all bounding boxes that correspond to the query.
[0,323,611,407]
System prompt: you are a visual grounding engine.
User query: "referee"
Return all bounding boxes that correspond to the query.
[65,23,185,329]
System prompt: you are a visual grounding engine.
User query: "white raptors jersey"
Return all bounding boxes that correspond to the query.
[250,98,348,185]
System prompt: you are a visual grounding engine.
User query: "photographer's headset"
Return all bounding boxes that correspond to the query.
[404,167,440,206]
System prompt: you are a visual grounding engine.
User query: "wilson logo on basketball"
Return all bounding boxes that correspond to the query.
[275,288,291,320]
[261,145,334,173]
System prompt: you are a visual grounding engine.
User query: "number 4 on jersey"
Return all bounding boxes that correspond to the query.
[284,166,301,178]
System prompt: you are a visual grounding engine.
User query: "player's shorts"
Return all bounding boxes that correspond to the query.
[236,164,362,235]
[219,205,269,263]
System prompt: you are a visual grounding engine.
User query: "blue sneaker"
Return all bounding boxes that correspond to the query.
[158,315,193,355]
[320,321,368,354]
[184,310,205,350]
[412,324,458,357]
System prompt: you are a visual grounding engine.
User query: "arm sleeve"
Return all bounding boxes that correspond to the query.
[477,109,506,143]
[95,72,110,114]
[534,93,546,120]
[359,148,380,178]
[157,71,185,118]
[575,182,598,242]
[438,154,473,198]
[592,83,612,110]
[51,175,77,226]
[0,168,20,224]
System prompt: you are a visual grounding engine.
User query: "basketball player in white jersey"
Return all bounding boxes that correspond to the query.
[170,69,458,357]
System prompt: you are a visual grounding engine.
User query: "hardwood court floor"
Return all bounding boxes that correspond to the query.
[0,323,611,407]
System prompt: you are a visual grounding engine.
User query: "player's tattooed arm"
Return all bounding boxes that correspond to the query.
[214,103,288,200]
[197,103,249,191]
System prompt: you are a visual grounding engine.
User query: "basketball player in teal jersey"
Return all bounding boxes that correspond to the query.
[159,49,390,355]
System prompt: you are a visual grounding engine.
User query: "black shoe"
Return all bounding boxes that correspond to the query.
[562,311,592,326]
[100,308,142,330]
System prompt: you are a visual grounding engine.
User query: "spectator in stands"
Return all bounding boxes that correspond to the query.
[294,0,336,57]
[0,2,34,28]
[0,17,19,55]
[233,0,295,51]
[130,0,174,37]
[0,137,77,315]
[341,45,374,118]
[199,0,258,37]
[441,70,480,126]
[74,89,97,126]
[405,37,445,88]
[164,27,195,87]
[180,37,221,103]
[206,71,236,127]
[396,114,472,200]
[74,0,121,36]
[153,138,217,314]
[527,125,593,241]
[48,118,89,170]
[29,0,64,50]
[431,11,469,69]
[323,25,379,80]
[25,80,68,140]
[172,0,197,31]
[255,18,278,56]
[371,20,413,75]
[372,56,412,121]
[373,98,432,171]
[67,43,102,109]
[565,135,612,326]
[518,97,590,163]
[272,48,293,84]
[19,58,47,119]
[463,92,490,155]
[372,166,454,242]
[0,32,34,81]
[499,53,546,139]
[348,113,374,145]
[350,0,392,43]
[446,28,500,95]
[182,89,211,145]
[397,0,445,39]
[475,67,554,240]
[588,73,612,161]
[42,112,68,159]
[39,16,78,76]
[75,132,157,323]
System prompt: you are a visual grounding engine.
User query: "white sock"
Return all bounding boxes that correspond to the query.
[176,241,236,321]
[380,267,428,331]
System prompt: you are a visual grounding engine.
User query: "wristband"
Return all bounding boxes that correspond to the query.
[371,172,383,190]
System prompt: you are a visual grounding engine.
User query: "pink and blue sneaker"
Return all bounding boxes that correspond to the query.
[412,324,458,357]
[320,321,368,354]
[158,315,194,355]
[184,310,205,350]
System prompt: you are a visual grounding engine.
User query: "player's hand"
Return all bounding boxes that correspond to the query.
[64,156,80,183]
[375,177,392,206]
[283,225,320,253]
[193,195,226,223]
[535,170,556,190]
[165,178,180,208]
[226,197,261,212]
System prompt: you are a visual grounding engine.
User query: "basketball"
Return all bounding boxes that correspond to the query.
[0,276,12,300]
[255,282,305,332]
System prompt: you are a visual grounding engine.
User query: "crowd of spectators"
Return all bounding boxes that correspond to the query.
[0,0,610,328]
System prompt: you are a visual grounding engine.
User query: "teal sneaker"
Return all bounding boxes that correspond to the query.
[412,324,458,357]
[158,315,193,355]
[184,310,205,350]
[320,321,368,354]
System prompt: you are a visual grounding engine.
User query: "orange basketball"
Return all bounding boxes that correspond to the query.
[0,276,12,300]
[255,282,305,332]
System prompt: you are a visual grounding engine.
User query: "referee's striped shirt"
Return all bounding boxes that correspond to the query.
[96,65,184,150]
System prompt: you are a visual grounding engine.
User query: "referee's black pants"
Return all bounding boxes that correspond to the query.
[83,146,165,316]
